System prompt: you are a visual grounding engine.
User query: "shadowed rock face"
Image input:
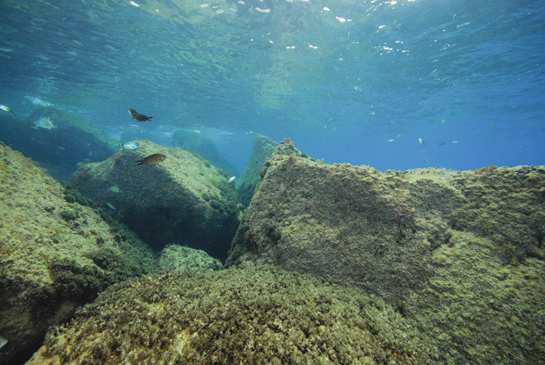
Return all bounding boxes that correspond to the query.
[0,107,118,171]
[226,143,545,364]
[0,142,158,365]
[236,134,278,207]
[68,140,242,261]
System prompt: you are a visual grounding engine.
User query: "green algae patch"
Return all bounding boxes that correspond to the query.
[226,143,545,363]
[68,140,242,261]
[0,141,158,364]
[30,265,439,364]
[158,244,223,272]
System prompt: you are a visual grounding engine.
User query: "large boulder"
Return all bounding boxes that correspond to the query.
[0,141,158,365]
[236,134,278,207]
[27,265,439,364]
[0,107,119,175]
[172,129,239,178]
[68,140,242,261]
[226,142,545,364]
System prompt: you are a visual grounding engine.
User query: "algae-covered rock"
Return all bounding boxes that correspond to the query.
[226,143,545,364]
[28,265,439,364]
[68,140,241,261]
[236,134,278,207]
[0,107,119,174]
[0,141,158,365]
[172,129,239,178]
[158,245,223,272]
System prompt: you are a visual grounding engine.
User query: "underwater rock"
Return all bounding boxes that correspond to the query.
[172,129,239,178]
[0,142,158,365]
[226,143,545,364]
[236,134,278,207]
[0,107,119,177]
[68,140,242,261]
[158,244,223,272]
[27,265,438,364]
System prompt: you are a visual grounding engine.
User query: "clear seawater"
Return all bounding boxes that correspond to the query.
[0,0,543,173]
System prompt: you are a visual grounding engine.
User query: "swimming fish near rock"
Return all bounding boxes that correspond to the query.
[136,153,166,165]
[228,176,236,183]
[0,105,17,115]
[128,108,153,122]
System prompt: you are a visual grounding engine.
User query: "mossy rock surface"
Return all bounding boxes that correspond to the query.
[0,141,158,365]
[158,245,223,272]
[236,134,278,207]
[68,140,242,261]
[226,144,545,364]
[29,265,439,364]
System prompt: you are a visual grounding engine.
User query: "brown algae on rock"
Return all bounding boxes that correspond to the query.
[30,265,438,364]
[68,139,242,261]
[158,244,223,272]
[226,143,545,364]
[0,142,158,364]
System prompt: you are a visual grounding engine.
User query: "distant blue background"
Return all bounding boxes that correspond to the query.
[0,0,543,174]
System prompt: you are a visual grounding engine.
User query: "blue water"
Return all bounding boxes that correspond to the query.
[0,0,543,174]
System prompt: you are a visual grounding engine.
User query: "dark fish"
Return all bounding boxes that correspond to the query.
[136,153,166,165]
[128,109,153,122]
[438,142,447,146]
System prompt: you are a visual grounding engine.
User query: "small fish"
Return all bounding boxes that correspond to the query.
[228,176,236,183]
[438,142,447,146]
[136,153,166,165]
[419,138,425,147]
[128,109,153,122]
[322,126,327,129]
[422,158,428,163]
[106,203,116,210]
[0,105,17,115]
[332,127,337,131]
[369,111,375,116]
[44,119,55,128]
[246,131,253,134]
[110,185,121,193]
[452,141,458,144]
[388,139,394,142]
[443,152,446,155]
[0,335,7,349]
[123,141,140,150]
[46,108,51,117]
[348,125,352,128]
[441,120,449,124]
[490,123,496,128]
[58,146,65,150]
[400,130,406,134]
